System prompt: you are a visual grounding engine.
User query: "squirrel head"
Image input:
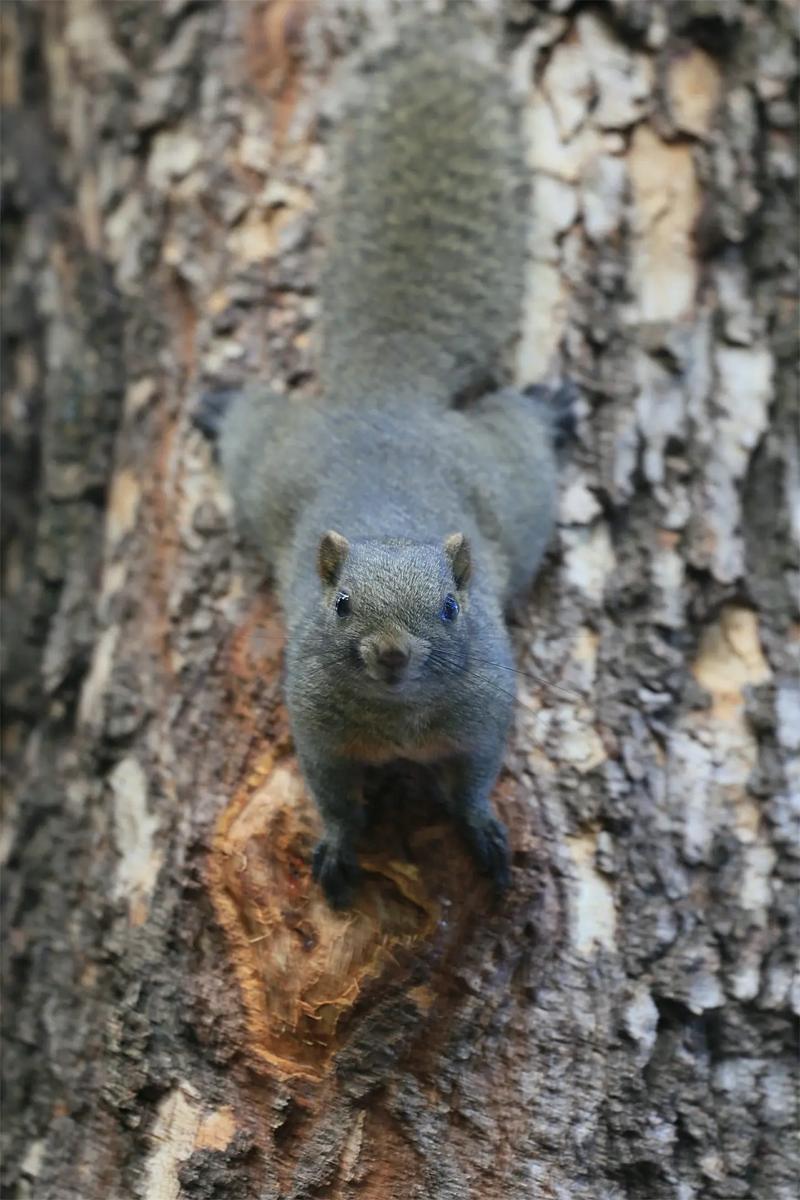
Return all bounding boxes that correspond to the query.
[315,530,472,697]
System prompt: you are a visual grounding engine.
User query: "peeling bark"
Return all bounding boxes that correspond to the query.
[2,2,798,1198]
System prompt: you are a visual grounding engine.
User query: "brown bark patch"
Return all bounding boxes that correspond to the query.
[207,759,443,1079]
[246,0,310,151]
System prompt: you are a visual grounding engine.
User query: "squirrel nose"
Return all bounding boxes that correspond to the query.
[377,645,410,670]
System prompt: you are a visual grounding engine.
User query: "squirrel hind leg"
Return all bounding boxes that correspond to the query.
[192,388,239,451]
[523,379,579,450]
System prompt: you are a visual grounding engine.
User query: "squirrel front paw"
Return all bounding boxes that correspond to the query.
[465,815,511,895]
[311,839,362,909]
[191,389,238,449]
[523,379,579,449]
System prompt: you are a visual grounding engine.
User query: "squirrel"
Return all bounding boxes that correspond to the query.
[200,17,572,908]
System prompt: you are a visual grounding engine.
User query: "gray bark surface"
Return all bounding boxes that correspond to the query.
[2,2,798,1198]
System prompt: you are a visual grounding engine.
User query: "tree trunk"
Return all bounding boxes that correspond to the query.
[2,2,798,1198]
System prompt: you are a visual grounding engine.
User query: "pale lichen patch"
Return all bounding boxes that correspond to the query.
[64,0,128,78]
[692,606,771,724]
[581,152,627,243]
[124,376,157,418]
[560,478,602,526]
[531,173,579,254]
[105,468,141,548]
[775,683,800,817]
[109,756,162,925]
[666,47,722,138]
[143,1086,203,1200]
[698,344,773,582]
[227,210,277,265]
[739,843,777,913]
[77,625,119,729]
[624,986,659,1064]
[565,829,617,953]
[669,609,774,889]
[99,560,128,613]
[576,11,653,130]
[558,707,607,774]
[104,191,147,290]
[650,535,685,629]
[147,129,203,189]
[194,1106,237,1152]
[713,345,773,475]
[541,39,593,140]
[77,170,101,254]
[19,1138,45,1184]
[569,625,600,687]
[524,82,603,184]
[339,1110,367,1185]
[687,969,725,1015]
[562,522,617,604]
[628,125,701,322]
[516,259,568,381]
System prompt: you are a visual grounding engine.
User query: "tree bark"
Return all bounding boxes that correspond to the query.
[2,2,798,1198]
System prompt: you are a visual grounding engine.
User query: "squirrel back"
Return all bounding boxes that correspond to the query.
[319,20,524,408]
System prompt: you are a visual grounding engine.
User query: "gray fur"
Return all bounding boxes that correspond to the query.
[217,25,563,907]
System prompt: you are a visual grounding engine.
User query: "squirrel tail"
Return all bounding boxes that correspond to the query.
[319,18,525,408]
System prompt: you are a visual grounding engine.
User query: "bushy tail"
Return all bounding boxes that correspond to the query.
[319,19,525,408]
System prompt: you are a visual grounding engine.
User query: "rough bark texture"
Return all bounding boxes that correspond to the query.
[2,2,798,1198]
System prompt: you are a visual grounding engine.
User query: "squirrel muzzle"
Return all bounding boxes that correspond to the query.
[359,632,428,689]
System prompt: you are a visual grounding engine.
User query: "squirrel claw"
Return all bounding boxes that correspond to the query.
[311,839,361,909]
[466,816,511,895]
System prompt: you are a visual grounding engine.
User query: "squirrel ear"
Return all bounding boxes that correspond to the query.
[444,532,471,589]
[318,530,350,585]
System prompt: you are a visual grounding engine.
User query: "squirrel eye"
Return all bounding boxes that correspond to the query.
[440,593,459,623]
[335,590,351,616]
